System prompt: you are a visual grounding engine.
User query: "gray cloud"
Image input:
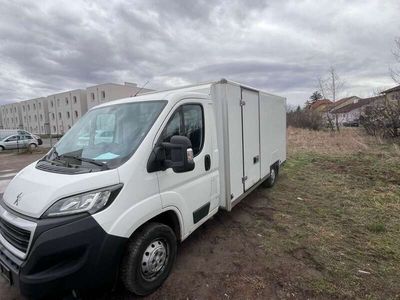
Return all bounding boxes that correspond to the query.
[0,0,399,106]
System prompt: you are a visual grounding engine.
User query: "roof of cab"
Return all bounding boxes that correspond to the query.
[93,89,211,110]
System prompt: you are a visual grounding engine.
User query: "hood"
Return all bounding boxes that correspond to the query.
[2,162,120,218]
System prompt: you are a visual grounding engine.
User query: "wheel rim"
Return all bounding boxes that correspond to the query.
[270,168,276,183]
[141,239,169,281]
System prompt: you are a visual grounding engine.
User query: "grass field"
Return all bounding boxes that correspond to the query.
[263,127,400,299]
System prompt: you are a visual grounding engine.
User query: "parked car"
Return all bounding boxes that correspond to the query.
[0,79,286,299]
[0,129,42,145]
[0,134,38,151]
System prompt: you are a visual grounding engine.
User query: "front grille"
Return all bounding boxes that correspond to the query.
[0,218,31,253]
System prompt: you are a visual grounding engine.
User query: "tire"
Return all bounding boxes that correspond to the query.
[121,222,177,296]
[0,146,4,152]
[264,166,278,188]
[28,143,37,152]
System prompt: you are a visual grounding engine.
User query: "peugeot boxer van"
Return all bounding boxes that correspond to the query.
[0,79,286,299]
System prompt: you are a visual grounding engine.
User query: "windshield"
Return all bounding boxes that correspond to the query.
[39,100,166,172]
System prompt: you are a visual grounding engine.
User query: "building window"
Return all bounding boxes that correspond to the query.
[40,114,43,121]
[57,99,60,106]
[28,105,30,111]
[39,103,42,109]
[51,101,54,107]
[65,97,69,105]
[58,112,62,119]
[53,126,56,133]
[67,111,70,119]
[68,125,71,130]
[74,110,78,118]
[33,103,36,110]
[101,91,106,99]
[23,106,25,112]
[34,115,37,121]
[52,113,55,120]
[91,93,95,101]
[73,96,77,103]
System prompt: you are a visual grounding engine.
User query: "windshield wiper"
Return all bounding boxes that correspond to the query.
[60,154,109,170]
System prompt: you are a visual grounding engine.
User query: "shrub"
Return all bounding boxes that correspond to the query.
[287,109,323,131]
[360,99,400,138]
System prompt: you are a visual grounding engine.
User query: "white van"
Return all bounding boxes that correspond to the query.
[0,79,286,299]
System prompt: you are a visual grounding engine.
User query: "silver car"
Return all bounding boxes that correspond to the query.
[0,134,38,151]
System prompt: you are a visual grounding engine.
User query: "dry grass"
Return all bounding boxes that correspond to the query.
[287,127,380,156]
[260,127,400,299]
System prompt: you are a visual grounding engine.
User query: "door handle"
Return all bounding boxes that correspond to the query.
[204,154,211,171]
[253,155,260,164]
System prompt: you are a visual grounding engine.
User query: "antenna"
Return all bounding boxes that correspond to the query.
[133,80,150,97]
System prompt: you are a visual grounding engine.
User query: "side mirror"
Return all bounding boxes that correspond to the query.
[147,136,195,173]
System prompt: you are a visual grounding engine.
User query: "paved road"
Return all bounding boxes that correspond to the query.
[0,168,18,195]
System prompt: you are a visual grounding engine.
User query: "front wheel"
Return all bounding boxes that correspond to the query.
[120,223,177,296]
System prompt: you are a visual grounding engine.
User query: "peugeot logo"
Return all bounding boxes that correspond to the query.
[14,192,23,206]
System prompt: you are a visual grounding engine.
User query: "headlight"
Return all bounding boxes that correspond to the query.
[43,184,123,218]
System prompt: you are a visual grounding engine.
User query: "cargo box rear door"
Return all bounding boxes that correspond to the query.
[241,88,261,191]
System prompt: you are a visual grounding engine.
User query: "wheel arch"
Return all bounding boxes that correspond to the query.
[271,160,280,173]
[129,207,184,242]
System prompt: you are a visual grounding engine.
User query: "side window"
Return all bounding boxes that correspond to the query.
[160,110,182,143]
[182,105,204,155]
[160,104,204,156]
[6,136,17,142]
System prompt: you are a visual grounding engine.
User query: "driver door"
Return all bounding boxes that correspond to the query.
[156,99,215,236]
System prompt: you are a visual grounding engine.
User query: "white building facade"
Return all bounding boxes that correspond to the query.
[48,89,87,135]
[20,97,50,134]
[86,82,152,110]
[0,103,23,129]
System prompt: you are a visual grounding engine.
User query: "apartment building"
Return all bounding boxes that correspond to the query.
[0,82,153,135]
[0,103,23,129]
[86,82,152,110]
[48,89,87,135]
[20,97,50,134]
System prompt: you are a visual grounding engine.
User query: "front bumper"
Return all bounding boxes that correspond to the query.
[0,209,127,299]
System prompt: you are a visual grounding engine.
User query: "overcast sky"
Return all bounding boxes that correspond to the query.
[0,0,399,107]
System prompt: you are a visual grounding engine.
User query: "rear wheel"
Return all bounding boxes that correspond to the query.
[264,166,278,188]
[28,143,37,152]
[0,146,4,152]
[121,223,177,296]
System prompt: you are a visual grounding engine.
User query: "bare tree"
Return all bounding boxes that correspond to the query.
[318,66,345,131]
[390,37,400,83]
